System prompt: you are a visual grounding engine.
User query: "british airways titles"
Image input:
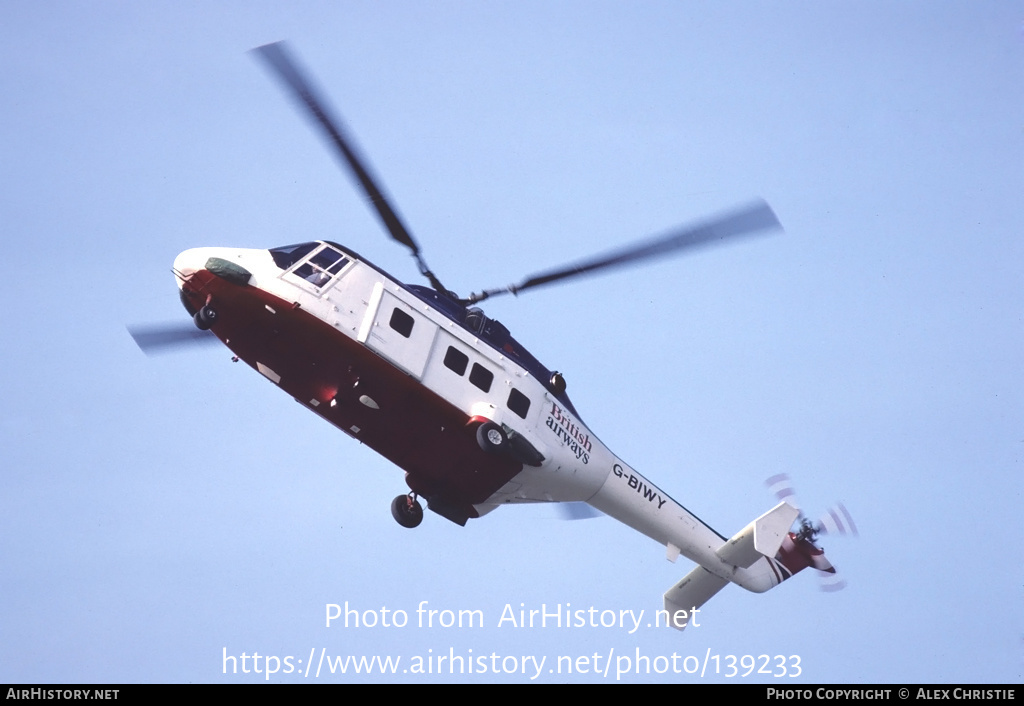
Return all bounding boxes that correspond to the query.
[545,402,592,464]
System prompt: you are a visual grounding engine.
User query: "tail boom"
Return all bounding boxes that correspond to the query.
[586,462,823,629]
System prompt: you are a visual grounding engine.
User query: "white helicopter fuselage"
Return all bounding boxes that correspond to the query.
[173,241,815,624]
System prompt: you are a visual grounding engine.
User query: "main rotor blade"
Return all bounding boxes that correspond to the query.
[127,324,217,355]
[252,42,448,293]
[467,200,781,303]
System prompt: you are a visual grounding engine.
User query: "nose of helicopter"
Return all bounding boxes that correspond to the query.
[173,248,208,281]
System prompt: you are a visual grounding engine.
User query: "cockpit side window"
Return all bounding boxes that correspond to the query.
[310,247,349,274]
[273,243,351,291]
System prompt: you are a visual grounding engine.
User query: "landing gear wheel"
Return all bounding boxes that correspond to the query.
[194,305,218,331]
[391,494,423,529]
[476,421,508,455]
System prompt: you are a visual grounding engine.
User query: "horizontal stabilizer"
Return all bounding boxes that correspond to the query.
[663,566,728,631]
[716,501,799,569]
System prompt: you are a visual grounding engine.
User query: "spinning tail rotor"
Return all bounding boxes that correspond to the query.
[765,473,857,591]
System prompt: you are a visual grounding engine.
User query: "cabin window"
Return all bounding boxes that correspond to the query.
[444,346,469,376]
[469,363,493,393]
[507,388,531,419]
[389,308,414,338]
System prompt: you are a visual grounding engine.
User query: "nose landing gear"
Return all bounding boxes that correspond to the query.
[391,493,423,529]
[194,305,218,331]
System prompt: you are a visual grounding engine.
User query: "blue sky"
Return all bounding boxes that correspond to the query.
[2,2,1022,683]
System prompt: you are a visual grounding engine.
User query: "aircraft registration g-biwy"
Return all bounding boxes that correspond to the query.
[131,42,855,628]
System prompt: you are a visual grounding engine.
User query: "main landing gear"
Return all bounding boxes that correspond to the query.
[476,421,508,455]
[391,493,423,529]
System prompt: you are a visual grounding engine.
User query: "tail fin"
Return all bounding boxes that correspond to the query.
[663,502,799,631]
[716,501,799,569]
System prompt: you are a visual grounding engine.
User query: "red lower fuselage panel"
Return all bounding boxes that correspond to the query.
[182,272,523,518]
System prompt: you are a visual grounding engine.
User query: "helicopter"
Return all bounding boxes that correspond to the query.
[131,42,847,629]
